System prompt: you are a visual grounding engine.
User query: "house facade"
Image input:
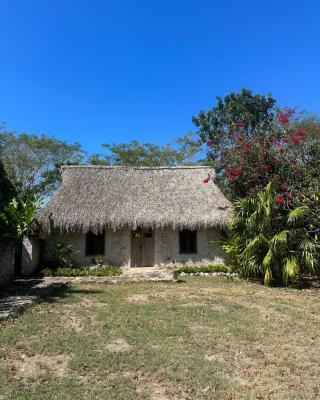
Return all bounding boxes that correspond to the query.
[36,166,232,269]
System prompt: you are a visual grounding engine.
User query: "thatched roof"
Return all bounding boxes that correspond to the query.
[36,166,232,233]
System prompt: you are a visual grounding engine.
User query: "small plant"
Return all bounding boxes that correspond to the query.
[41,265,121,277]
[94,254,106,266]
[53,242,75,268]
[177,264,232,274]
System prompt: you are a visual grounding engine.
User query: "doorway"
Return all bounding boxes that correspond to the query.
[131,228,154,267]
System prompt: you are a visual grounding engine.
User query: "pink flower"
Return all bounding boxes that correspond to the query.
[277,113,289,124]
[207,139,214,146]
[263,164,271,172]
[237,121,246,128]
[226,168,243,176]
[284,106,295,116]
[277,195,283,204]
[203,174,211,184]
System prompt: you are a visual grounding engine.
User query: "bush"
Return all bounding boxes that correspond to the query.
[222,183,320,286]
[41,265,121,277]
[177,264,232,274]
[52,242,75,269]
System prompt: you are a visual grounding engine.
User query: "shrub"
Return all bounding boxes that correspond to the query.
[41,265,121,277]
[177,264,232,274]
[222,183,320,286]
[52,242,75,269]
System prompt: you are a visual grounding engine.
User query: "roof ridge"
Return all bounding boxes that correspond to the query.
[61,165,212,170]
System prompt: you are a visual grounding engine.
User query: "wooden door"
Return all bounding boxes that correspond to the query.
[131,228,154,267]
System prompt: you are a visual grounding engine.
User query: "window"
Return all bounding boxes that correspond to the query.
[85,231,105,256]
[179,230,197,254]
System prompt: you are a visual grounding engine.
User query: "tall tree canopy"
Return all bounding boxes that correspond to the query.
[193,88,276,145]
[193,88,320,201]
[89,133,204,166]
[0,129,85,198]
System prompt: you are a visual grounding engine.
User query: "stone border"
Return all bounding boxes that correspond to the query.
[178,271,238,278]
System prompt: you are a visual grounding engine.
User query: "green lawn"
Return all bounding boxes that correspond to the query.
[1,277,320,400]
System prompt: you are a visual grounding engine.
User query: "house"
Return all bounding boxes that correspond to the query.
[35,165,232,268]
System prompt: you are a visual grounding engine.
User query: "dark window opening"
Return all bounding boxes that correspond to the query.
[85,231,105,256]
[179,230,197,254]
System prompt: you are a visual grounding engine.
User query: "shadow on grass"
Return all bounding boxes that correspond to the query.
[244,275,320,290]
[0,278,103,320]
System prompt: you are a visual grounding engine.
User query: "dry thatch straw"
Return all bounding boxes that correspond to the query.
[36,166,232,233]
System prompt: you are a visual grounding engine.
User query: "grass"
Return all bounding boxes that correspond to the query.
[1,277,320,399]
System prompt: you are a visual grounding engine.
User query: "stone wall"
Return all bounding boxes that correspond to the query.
[154,228,227,266]
[21,237,40,276]
[0,237,15,285]
[41,228,227,267]
[41,229,131,267]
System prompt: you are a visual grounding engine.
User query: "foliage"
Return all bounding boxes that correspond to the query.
[0,196,40,239]
[0,128,85,198]
[193,88,276,143]
[52,242,76,269]
[41,265,121,277]
[193,88,320,201]
[223,183,319,285]
[0,159,16,234]
[177,264,232,274]
[89,133,205,166]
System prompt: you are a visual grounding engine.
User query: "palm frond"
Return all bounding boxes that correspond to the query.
[270,230,288,253]
[262,249,273,270]
[287,206,310,226]
[263,267,272,286]
[282,258,298,285]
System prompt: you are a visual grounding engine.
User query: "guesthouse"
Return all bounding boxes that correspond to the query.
[36,166,232,268]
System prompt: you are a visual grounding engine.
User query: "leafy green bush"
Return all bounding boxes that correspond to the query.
[177,264,232,274]
[52,242,76,269]
[41,265,121,277]
[222,183,320,286]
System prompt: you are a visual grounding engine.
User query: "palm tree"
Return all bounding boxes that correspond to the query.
[225,183,319,285]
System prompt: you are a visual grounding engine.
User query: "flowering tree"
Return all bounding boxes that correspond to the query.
[193,89,316,202]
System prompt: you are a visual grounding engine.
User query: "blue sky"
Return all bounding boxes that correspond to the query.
[0,0,319,154]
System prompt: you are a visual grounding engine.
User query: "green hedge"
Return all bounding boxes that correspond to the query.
[41,266,121,277]
[177,264,233,274]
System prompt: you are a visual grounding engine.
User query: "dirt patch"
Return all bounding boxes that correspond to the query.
[204,353,226,363]
[2,348,71,380]
[106,338,132,353]
[134,372,188,400]
[126,294,150,304]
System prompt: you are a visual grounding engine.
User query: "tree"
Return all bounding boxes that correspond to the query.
[223,183,319,286]
[0,128,85,198]
[193,89,311,201]
[89,133,205,166]
[0,158,16,234]
[193,87,276,144]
